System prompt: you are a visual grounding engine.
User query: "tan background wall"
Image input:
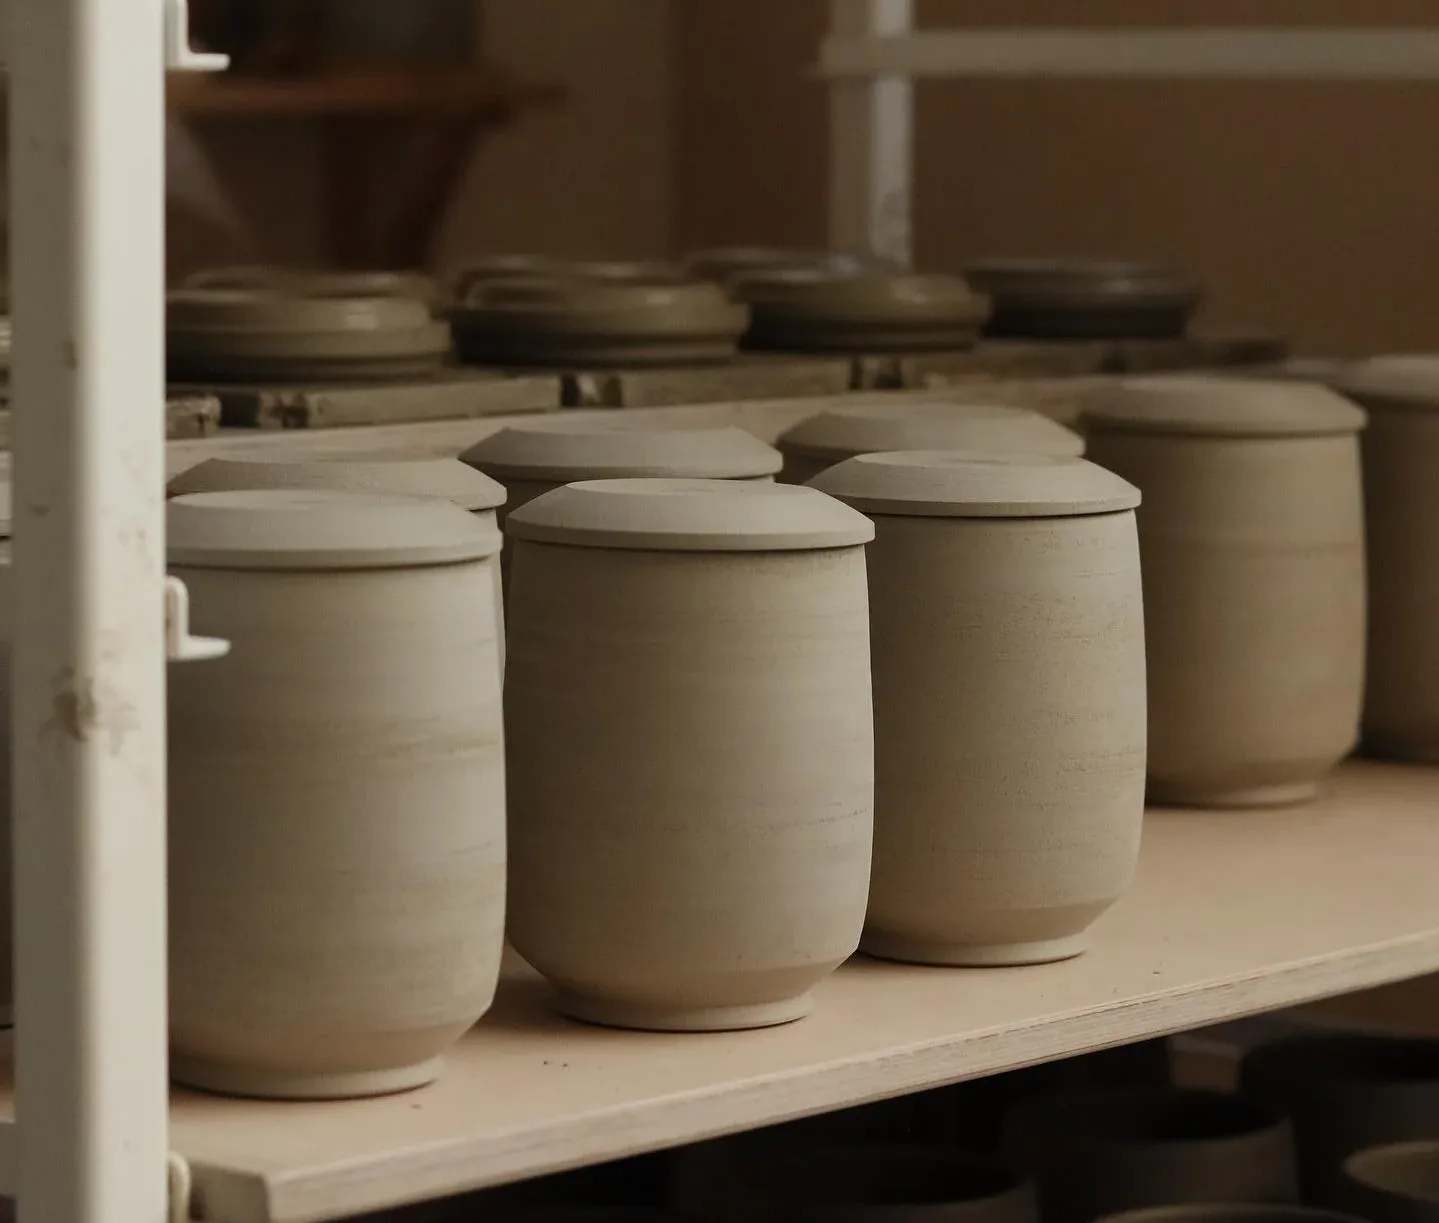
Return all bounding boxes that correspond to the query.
[179,0,1439,355]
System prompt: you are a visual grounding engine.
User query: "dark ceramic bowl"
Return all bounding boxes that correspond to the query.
[1004,1087,1298,1223]
[768,1145,1037,1223]
[1341,1141,1439,1223]
[962,259,1200,341]
[1096,1206,1365,1223]
[1241,1034,1439,1206]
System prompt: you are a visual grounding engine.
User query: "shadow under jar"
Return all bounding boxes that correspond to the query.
[1004,1086,1299,1223]
[1081,377,1367,808]
[770,1144,1038,1223]
[166,489,506,1099]
[1242,1034,1439,1207]
[1334,355,1439,763]
[810,450,1145,967]
[504,478,875,1032]
[1341,1141,1439,1223]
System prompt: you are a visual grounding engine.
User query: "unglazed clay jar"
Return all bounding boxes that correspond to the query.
[183,265,440,308]
[962,259,1200,340]
[451,275,749,367]
[1335,356,1439,762]
[1342,1143,1439,1223]
[167,288,451,382]
[769,1145,1037,1223]
[167,452,509,672]
[1005,1087,1298,1223]
[505,478,874,1031]
[777,402,1084,484]
[461,417,782,588]
[166,489,505,1099]
[1082,378,1367,808]
[1242,1035,1439,1207]
[738,270,987,353]
[810,451,1144,966]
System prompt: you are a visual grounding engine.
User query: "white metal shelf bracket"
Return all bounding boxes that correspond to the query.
[165,0,229,73]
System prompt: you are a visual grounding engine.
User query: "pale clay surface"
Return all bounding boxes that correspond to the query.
[505,543,874,1031]
[860,512,1147,965]
[168,559,506,1098]
[1085,431,1365,806]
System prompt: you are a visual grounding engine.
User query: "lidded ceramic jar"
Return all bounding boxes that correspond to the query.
[1242,1035,1439,1207]
[462,417,782,587]
[1334,356,1439,761]
[737,270,987,353]
[810,451,1144,966]
[1005,1087,1298,1223]
[504,478,875,1031]
[1082,377,1367,808]
[167,288,451,383]
[1342,1142,1439,1223]
[167,452,508,670]
[166,489,505,1099]
[777,401,1085,484]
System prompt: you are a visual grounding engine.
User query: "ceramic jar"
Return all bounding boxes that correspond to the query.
[504,478,874,1031]
[810,451,1144,965]
[1341,1142,1439,1223]
[777,402,1085,484]
[167,288,451,383]
[769,1146,1038,1223]
[1241,1035,1439,1207]
[683,247,891,284]
[166,489,505,1098]
[1082,377,1367,807]
[1005,1087,1299,1223]
[737,271,987,353]
[461,418,782,587]
[167,452,509,672]
[962,259,1200,340]
[1334,356,1439,761]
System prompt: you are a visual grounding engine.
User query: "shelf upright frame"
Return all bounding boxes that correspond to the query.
[827,0,913,268]
[8,0,171,1219]
[821,23,1439,264]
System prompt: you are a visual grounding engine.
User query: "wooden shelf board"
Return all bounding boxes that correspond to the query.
[167,66,563,119]
[2,761,1438,1222]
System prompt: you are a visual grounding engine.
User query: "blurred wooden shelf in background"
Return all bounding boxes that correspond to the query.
[168,65,565,268]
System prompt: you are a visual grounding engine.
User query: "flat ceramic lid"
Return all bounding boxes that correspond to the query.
[457,275,746,335]
[505,478,874,552]
[963,258,1198,305]
[1083,376,1367,437]
[168,489,500,570]
[1337,354,1439,410]
[683,247,890,282]
[810,449,1140,518]
[736,270,984,318]
[461,419,782,481]
[167,452,506,511]
[779,401,1085,462]
[183,267,438,304]
[167,288,434,334]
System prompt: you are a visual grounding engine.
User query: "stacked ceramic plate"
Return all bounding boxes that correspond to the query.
[167,288,452,383]
[963,259,1200,340]
[451,275,749,368]
[736,270,987,353]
